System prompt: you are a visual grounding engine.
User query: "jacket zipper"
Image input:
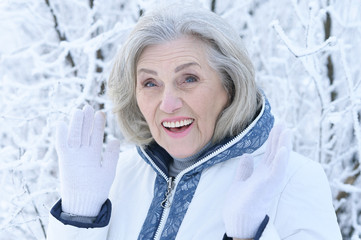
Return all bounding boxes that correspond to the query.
[144,124,249,240]
[153,177,174,240]
[141,118,257,240]
[138,151,172,240]
[161,176,174,208]
[140,97,267,240]
[141,97,265,240]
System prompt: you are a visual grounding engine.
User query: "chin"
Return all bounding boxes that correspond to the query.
[166,146,196,159]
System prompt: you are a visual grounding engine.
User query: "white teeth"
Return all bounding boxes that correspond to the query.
[162,119,194,128]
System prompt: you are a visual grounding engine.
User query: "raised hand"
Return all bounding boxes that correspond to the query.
[55,105,120,217]
[222,124,291,239]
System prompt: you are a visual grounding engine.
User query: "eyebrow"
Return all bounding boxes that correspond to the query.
[137,62,201,76]
[137,68,158,76]
[174,62,201,72]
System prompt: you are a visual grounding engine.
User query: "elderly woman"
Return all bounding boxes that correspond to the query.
[47,4,342,240]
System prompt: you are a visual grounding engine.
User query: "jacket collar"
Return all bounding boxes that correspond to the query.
[137,95,274,178]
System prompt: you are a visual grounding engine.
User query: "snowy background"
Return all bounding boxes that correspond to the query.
[0,0,360,239]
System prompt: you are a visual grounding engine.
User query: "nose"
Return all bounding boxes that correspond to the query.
[159,90,183,113]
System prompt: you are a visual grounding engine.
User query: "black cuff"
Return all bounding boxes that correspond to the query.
[223,215,270,240]
[50,199,112,228]
[222,233,232,240]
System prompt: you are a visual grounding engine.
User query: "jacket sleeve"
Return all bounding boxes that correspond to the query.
[46,199,111,240]
[259,153,342,239]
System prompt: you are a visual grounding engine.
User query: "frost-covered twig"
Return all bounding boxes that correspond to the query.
[339,40,361,163]
[44,0,77,74]
[271,20,337,57]
[327,5,361,29]
[24,184,46,239]
[332,181,361,194]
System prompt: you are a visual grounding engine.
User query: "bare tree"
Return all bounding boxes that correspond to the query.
[0,0,360,239]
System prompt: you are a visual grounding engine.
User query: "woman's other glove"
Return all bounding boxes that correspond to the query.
[55,105,120,217]
[222,124,291,239]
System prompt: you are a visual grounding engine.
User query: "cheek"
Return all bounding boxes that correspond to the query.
[136,93,156,125]
[136,94,148,118]
[202,106,220,131]
[199,88,227,116]
[198,90,227,129]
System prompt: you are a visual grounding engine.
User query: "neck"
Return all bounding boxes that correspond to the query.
[168,142,212,177]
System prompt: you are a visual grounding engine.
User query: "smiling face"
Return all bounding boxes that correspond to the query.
[136,36,229,158]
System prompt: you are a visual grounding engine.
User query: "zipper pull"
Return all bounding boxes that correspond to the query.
[161,177,174,208]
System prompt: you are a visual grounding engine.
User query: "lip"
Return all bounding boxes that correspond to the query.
[161,116,193,122]
[161,117,194,139]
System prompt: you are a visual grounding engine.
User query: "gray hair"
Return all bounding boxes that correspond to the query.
[108,4,262,146]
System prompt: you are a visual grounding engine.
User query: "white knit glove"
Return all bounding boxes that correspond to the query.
[55,105,120,217]
[222,124,291,239]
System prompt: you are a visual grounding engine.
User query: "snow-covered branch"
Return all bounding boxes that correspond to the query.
[271,20,337,58]
[0,0,360,239]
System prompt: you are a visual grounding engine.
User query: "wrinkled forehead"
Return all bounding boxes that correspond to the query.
[136,36,209,70]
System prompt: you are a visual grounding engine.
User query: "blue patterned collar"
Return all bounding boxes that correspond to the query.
[137,95,274,178]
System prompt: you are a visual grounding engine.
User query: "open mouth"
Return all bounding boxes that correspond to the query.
[162,119,194,133]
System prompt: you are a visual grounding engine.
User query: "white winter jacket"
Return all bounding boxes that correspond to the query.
[47,98,342,240]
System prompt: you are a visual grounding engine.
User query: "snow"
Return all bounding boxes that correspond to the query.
[0,0,360,239]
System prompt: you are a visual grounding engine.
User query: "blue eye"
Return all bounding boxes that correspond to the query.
[144,81,156,87]
[185,76,197,83]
